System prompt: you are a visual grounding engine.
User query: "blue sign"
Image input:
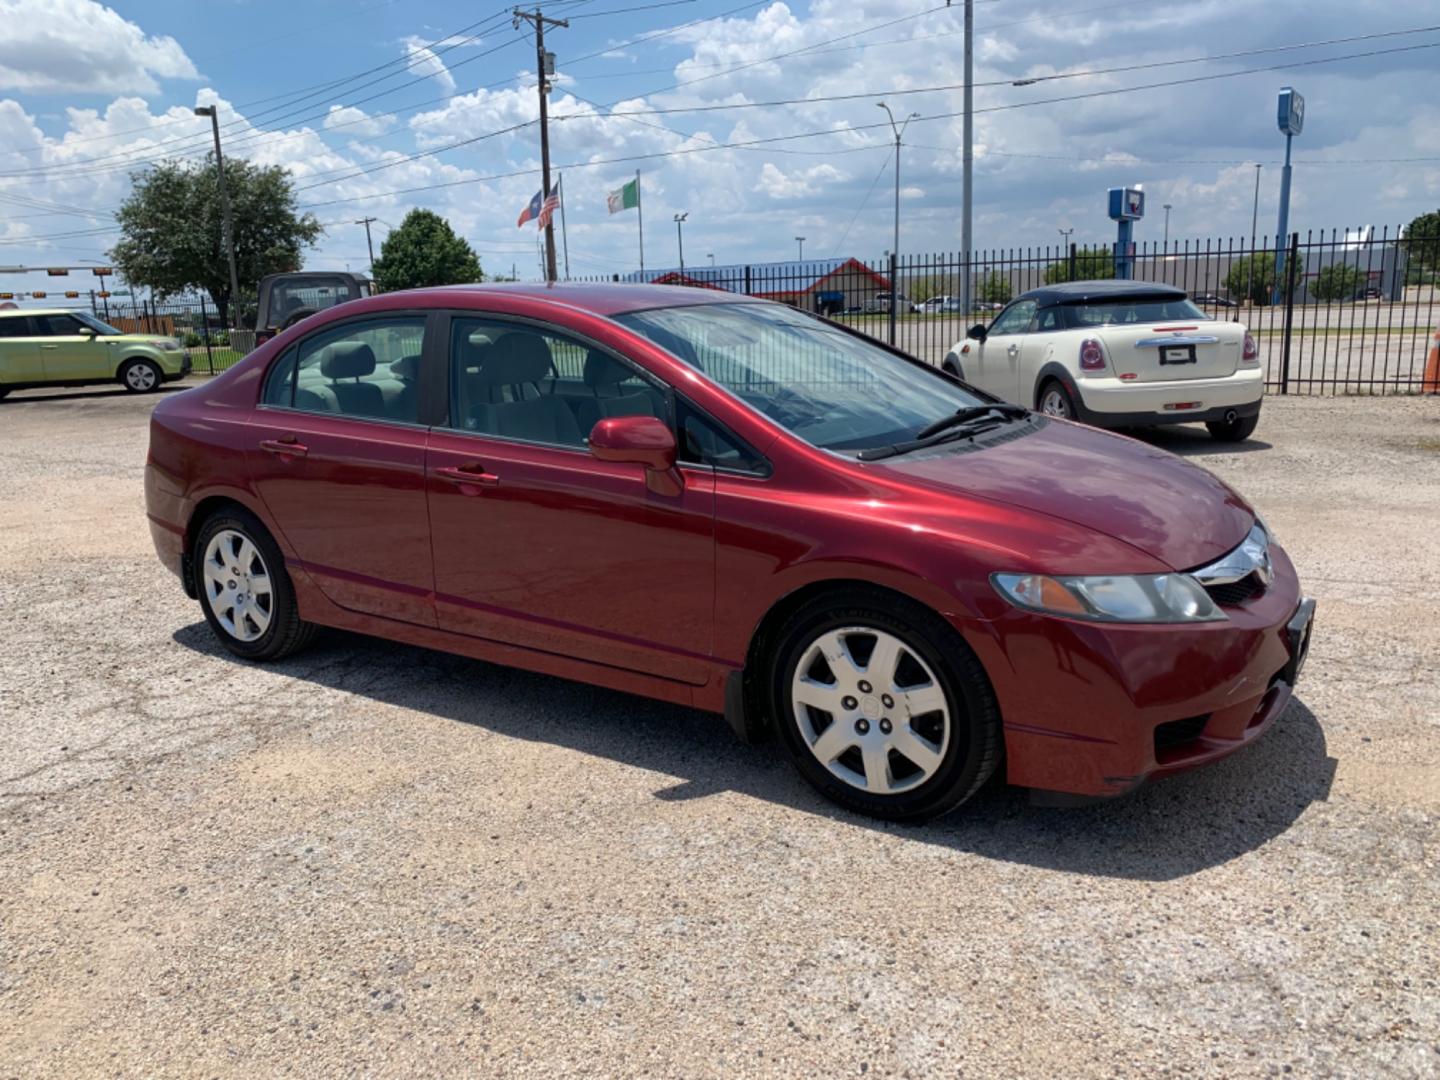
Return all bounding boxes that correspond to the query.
[1108,187,1145,222]
[1278,87,1305,136]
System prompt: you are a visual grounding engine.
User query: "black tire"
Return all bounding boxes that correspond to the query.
[942,359,964,381]
[193,507,318,661]
[1205,412,1260,442]
[118,358,163,393]
[1037,378,1078,420]
[769,587,1003,822]
[0,388,10,400]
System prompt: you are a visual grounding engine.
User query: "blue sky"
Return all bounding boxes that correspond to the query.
[0,0,1437,283]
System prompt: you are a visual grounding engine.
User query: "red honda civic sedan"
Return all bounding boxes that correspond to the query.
[145,284,1314,820]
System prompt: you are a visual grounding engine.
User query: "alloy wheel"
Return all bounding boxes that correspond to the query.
[1040,388,1070,417]
[125,363,157,391]
[790,626,951,795]
[202,529,274,642]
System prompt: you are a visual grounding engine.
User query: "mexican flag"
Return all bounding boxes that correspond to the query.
[607,177,639,214]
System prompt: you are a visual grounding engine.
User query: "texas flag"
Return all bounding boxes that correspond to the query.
[516,189,543,228]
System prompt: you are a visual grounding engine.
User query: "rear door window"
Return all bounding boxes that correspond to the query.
[285,318,426,423]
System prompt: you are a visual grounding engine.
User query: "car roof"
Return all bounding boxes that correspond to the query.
[0,308,73,318]
[1018,279,1188,306]
[428,282,764,316]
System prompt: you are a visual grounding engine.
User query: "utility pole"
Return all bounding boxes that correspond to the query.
[877,103,919,292]
[961,0,974,316]
[1162,203,1172,245]
[673,213,688,270]
[1250,163,1262,249]
[355,217,377,274]
[795,236,806,260]
[194,105,241,328]
[707,253,715,266]
[514,6,568,283]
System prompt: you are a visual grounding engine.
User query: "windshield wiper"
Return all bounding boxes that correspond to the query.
[913,403,1029,440]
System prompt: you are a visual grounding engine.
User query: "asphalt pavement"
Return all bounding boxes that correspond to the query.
[1,379,1437,1077]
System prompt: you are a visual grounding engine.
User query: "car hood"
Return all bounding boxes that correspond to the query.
[873,418,1253,571]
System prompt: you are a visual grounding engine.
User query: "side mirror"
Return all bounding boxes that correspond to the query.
[77,326,97,337]
[589,415,683,496]
[967,324,988,342]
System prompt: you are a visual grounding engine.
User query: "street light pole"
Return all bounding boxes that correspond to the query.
[1162,203,1172,245]
[674,212,688,270]
[876,102,919,276]
[194,105,241,328]
[1058,227,1073,244]
[795,236,806,260]
[961,0,974,317]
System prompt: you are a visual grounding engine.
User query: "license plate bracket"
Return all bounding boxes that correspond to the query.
[1160,344,1197,365]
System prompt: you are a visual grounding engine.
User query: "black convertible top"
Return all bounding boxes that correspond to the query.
[1018,279,1187,306]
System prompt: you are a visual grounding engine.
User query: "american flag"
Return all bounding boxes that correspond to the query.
[536,182,562,229]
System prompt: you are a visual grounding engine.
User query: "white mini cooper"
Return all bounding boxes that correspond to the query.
[942,281,1262,441]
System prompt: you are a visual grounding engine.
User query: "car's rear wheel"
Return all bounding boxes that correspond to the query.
[1205,411,1260,442]
[194,508,317,661]
[1038,379,1077,419]
[119,358,162,393]
[770,589,1002,821]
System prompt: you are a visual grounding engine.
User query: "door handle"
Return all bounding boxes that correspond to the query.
[433,463,499,489]
[259,437,308,458]
[40,344,59,350]
[1007,344,1019,356]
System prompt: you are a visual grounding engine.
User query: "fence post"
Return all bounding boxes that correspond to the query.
[1279,232,1300,395]
[744,265,752,296]
[888,252,898,346]
[199,294,216,375]
[1068,242,1077,283]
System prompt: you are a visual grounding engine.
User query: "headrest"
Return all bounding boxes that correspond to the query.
[476,332,552,384]
[320,341,376,380]
[390,354,420,381]
[583,350,632,389]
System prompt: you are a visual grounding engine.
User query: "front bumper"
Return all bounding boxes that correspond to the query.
[1073,368,1263,427]
[963,543,1313,798]
[165,352,193,380]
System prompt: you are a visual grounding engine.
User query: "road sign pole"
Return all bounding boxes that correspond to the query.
[1273,133,1294,304]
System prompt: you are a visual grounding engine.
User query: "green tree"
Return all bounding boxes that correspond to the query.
[370,209,482,292]
[1401,210,1440,273]
[110,155,322,327]
[1043,246,1116,284]
[978,270,1012,304]
[1224,253,1277,305]
[1309,262,1364,301]
[906,275,947,304]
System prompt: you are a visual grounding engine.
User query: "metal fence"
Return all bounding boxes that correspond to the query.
[87,293,253,375]
[599,225,1439,396]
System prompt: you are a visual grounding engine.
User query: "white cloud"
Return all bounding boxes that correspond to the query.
[400,35,457,95]
[324,105,397,138]
[0,0,197,95]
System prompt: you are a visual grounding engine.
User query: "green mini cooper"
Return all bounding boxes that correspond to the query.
[0,308,191,398]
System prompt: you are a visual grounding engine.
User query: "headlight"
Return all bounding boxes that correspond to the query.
[147,339,182,350]
[992,571,1225,623]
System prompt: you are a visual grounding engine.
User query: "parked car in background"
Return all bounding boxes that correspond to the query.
[0,308,190,398]
[915,295,963,314]
[1354,287,1383,301]
[254,271,372,347]
[1193,293,1238,308]
[145,283,1312,821]
[864,291,909,314]
[943,281,1262,442]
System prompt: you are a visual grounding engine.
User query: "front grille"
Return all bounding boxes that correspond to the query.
[1204,575,1262,607]
[1154,713,1209,753]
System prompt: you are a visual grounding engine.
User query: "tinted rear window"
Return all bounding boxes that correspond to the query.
[1062,298,1208,327]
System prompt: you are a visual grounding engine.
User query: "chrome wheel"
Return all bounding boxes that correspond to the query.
[125,362,158,391]
[1040,387,1070,417]
[790,626,951,795]
[201,529,274,642]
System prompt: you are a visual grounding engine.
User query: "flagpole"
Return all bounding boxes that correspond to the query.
[636,169,645,277]
[557,174,570,281]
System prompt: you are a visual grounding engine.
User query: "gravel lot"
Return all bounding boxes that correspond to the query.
[1,381,1437,1077]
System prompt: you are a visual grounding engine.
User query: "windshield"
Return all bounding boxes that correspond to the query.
[614,302,988,453]
[265,275,359,324]
[74,312,123,335]
[1062,297,1208,327]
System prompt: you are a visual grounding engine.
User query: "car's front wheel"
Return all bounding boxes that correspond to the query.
[119,358,163,393]
[1205,412,1260,442]
[770,589,1002,821]
[194,508,317,661]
